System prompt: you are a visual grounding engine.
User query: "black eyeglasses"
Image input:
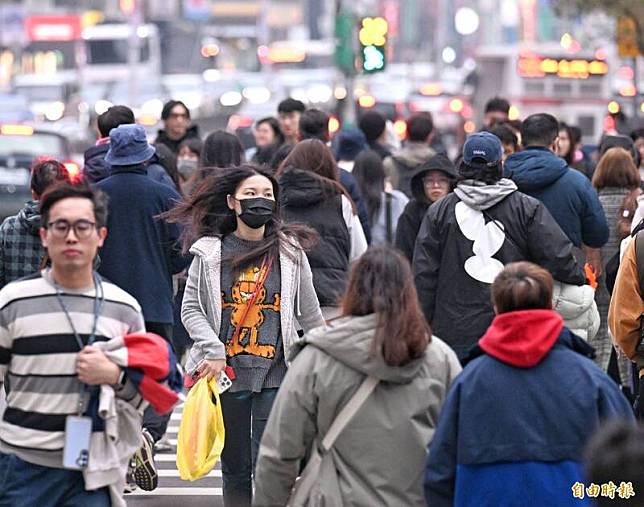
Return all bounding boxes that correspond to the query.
[47,219,97,239]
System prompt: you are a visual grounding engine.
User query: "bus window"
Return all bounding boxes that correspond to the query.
[86,37,150,65]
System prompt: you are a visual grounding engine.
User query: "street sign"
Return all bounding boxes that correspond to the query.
[617,16,640,58]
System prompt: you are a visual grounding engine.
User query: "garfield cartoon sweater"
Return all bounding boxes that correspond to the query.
[181,235,326,383]
[220,234,286,392]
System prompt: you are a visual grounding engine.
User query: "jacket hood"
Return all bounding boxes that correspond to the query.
[410,153,457,202]
[479,310,564,367]
[503,147,568,191]
[302,314,425,383]
[454,178,517,211]
[393,142,436,167]
[84,142,110,161]
[279,167,339,207]
[18,200,42,236]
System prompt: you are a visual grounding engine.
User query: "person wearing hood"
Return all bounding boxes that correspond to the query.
[154,100,200,156]
[0,159,70,288]
[395,154,457,262]
[383,112,436,198]
[278,139,368,318]
[254,246,461,507]
[84,105,178,188]
[165,165,325,507]
[413,132,586,361]
[424,262,635,507]
[504,114,609,259]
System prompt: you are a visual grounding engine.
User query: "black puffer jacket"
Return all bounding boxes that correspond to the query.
[412,179,586,361]
[154,125,200,155]
[279,168,350,307]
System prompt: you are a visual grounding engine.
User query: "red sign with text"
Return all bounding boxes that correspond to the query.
[25,15,82,42]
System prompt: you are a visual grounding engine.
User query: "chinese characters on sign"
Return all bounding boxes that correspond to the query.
[572,481,636,500]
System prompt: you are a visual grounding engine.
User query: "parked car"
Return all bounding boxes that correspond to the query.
[0,94,35,123]
[0,124,78,219]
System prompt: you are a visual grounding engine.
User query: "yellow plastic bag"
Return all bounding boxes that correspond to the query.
[176,377,225,480]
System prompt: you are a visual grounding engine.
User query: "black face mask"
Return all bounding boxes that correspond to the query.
[236,197,276,229]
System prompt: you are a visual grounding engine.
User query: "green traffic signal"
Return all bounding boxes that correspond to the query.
[362,45,385,72]
[359,16,387,74]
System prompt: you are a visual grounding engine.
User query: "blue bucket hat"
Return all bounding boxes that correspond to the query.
[105,124,156,166]
[463,131,503,167]
[334,127,367,161]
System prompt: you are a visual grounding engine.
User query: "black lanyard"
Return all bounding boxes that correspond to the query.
[52,271,105,415]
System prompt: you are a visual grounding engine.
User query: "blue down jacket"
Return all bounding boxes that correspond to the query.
[504,147,608,248]
[424,310,635,507]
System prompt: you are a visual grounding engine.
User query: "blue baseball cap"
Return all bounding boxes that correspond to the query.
[105,124,156,166]
[462,132,503,167]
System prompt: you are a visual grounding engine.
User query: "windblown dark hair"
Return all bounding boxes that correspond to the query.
[352,149,385,225]
[162,164,317,272]
[341,246,430,367]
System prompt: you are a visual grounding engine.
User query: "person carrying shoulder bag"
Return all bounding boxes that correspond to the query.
[609,230,644,419]
[253,246,461,507]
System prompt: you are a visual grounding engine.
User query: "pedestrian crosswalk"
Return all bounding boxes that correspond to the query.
[125,403,224,506]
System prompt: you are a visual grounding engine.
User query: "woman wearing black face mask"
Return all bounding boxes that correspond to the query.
[164,164,325,507]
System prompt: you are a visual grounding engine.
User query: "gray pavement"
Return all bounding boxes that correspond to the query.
[125,402,224,507]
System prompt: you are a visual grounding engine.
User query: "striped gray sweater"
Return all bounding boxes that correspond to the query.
[0,269,145,468]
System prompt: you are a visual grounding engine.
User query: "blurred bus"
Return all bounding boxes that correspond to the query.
[474,44,611,142]
[258,39,334,70]
[82,23,161,83]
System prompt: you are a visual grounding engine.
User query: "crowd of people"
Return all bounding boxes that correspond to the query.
[0,92,643,507]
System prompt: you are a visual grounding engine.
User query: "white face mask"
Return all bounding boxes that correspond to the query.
[177,158,198,176]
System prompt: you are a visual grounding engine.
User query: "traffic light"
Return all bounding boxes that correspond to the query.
[359,17,387,74]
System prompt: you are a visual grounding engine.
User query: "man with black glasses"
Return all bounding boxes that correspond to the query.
[0,183,146,505]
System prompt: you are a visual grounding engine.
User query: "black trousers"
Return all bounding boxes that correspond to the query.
[142,322,174,442]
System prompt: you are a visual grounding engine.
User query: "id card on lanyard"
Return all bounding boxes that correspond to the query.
[53,272,104,470]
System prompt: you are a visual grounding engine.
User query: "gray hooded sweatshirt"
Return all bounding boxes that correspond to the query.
[254,313,461,507]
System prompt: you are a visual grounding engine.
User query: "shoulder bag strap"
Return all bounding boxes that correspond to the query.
[320,376,379,452]
[385,192,393,244]
[636,232,644,299]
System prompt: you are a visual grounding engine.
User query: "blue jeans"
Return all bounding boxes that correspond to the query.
[219,388,278,507]
[0,452,110,507]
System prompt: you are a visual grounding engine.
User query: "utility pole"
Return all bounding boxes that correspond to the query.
[126,0,143,109]
[335,0,357,127]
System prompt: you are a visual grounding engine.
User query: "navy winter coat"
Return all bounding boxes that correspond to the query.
[96,165,186,324]
[424,310,635,507]
[504,147,608,248]
[83,143,176,189]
